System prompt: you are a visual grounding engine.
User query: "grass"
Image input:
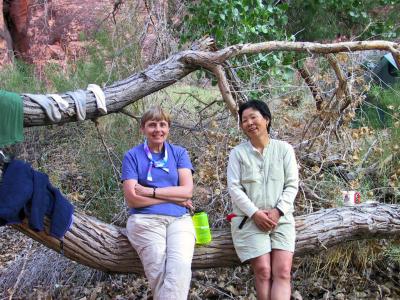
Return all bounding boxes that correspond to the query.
[296,240,385,290]
[0,59,45,93]
[355,83,400,129]
[385,241,400,264]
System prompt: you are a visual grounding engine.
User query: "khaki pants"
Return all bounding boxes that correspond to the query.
[127,214,195,300]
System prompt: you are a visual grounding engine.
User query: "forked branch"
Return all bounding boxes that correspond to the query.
[23,40,399,126]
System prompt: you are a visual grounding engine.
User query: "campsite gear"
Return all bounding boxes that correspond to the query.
[0,90,24,147]
[47,94,69,112]
[87,84,107,114]
[24,93,62,123]
[192,210,212,245]
[66,90,87,121]
[226,213,237,222]
[342,191,361,206]
[226,213,247,229]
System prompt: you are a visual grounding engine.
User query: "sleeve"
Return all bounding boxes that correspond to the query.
[227,148,259,218]
[275,144,299,215]
[29,170,50,232]
[177,147,194,173]
[121,151,138,181]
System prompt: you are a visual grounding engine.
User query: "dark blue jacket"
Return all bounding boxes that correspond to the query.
[0,159,73,239]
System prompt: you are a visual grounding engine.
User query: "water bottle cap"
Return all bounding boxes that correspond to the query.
[194,208,205,214]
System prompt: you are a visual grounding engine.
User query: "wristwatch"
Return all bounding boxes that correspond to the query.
[276,207,284,216]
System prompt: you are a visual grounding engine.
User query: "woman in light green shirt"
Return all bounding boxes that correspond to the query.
[227,100,299,300]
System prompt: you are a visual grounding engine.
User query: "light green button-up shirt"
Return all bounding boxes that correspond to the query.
[227,139,299,220]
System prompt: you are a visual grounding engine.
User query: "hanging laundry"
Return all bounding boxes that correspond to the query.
[47,94,69,112]
[66,90,87,121]
[0,90,24,148]
[24,93,62,123]
[0,159,74,239]
[87,84,107,114]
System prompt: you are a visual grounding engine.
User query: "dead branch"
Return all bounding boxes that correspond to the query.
[325,54,352,112]
[22,40,399,127]
[210,64,238,116]
[296,63,324,110]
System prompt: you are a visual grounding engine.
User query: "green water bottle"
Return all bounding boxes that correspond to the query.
[192,210,212,245]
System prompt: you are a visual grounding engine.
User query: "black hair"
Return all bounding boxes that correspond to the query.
[238,100,272,133]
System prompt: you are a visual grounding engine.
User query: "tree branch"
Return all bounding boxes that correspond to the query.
[23,40,400,127]
[296,63,324,110]
[11,203,400,274]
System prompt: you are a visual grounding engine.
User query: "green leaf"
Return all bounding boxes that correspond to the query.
[261,25,269,34]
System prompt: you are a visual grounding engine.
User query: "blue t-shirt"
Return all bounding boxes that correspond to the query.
[121,142,194,217]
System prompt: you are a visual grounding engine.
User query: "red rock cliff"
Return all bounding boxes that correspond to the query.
[0,0,114,70]
[0,0,176,71]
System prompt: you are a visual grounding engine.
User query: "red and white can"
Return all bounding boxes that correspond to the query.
[342,191,361,206]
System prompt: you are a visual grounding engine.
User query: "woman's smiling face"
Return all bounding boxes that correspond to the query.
[141,119,170,147]
[240,107,269,139]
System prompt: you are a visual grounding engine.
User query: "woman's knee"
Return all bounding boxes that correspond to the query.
[253,264,272,281]
[272,264,291,281]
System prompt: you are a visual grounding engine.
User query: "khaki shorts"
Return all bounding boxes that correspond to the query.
[231,214,295,262]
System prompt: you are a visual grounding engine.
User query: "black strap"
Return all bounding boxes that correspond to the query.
[238,216,248,229]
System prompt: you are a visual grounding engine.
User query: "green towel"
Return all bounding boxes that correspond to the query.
[0,90,24,148]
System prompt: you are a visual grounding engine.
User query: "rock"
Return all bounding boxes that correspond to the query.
[0,0,13,66]
[0,0,174,71]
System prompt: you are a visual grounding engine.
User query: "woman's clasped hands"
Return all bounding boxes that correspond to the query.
[252,209,281,231]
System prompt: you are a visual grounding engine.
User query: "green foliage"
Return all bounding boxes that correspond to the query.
[78,114,140,222]
[352,84,400,202]
[182,0,294,96]
[45,55,108,92]
[385,241,400,264]
[44,29,135,92]
[0,59,45,93]
[182,0,289,47]
[357,83,400,129]
[182,0,399,93]
[286,0,400,41]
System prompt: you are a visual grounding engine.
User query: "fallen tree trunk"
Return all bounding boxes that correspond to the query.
[12,203,400,274]
[23,40,400,126]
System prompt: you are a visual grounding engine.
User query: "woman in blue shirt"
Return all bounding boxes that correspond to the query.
[121,106,195,300]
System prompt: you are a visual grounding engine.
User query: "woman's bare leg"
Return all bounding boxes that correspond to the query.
[250,253,272,300]
[271,249,293,300]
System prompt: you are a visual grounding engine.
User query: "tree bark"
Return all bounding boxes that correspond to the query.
[12,203,400,274]
[23,40,400,126]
